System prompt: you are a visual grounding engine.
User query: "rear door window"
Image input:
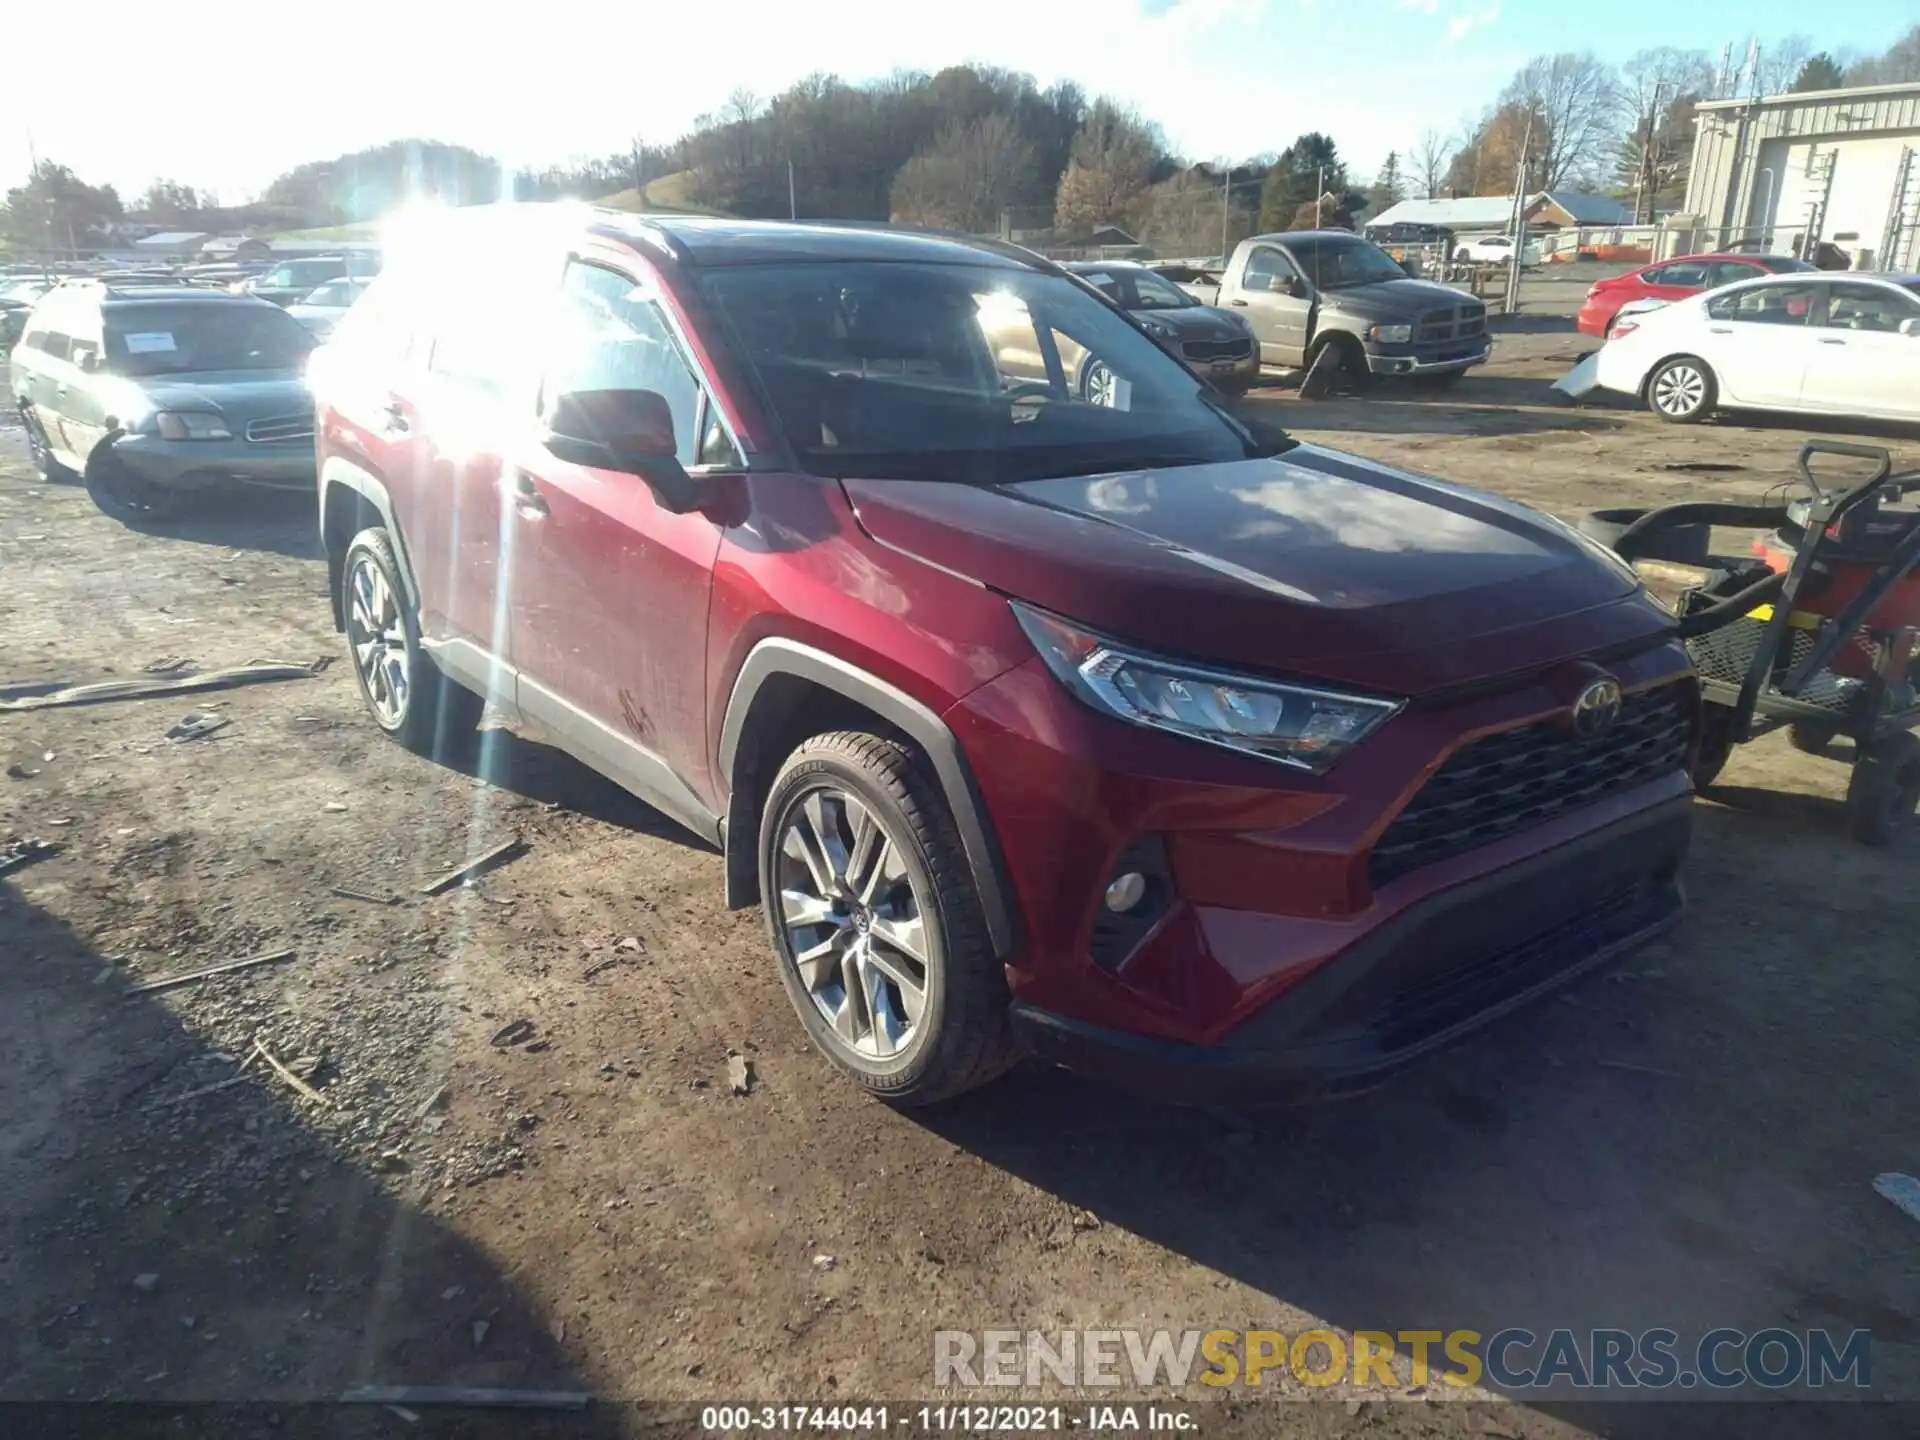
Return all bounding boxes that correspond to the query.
[1822,282,1920,334]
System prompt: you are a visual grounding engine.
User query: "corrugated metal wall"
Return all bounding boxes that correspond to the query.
[1684,84,1920,257]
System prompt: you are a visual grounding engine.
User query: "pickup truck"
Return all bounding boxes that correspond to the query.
[1189,230,1491,389]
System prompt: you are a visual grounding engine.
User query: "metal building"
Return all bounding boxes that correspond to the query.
[1683,81,1920,270]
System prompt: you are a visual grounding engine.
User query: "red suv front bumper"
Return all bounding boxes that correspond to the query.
[947,642,1697,1102]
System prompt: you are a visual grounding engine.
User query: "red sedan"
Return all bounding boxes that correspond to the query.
[1576,253,1814,337]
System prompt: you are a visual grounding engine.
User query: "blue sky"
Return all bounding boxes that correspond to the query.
[12,0,1913,200]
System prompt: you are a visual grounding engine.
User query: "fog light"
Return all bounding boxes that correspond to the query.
[1104,871,1147,913]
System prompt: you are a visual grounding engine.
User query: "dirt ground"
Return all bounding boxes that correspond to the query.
[4,300,1918,1440]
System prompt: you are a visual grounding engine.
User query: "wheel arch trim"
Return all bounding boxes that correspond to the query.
[320,457,420,618]
[717,639,1020,959]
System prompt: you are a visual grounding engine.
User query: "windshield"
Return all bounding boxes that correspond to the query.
[104,303,315,376]
[1287,236,1408,289]
[1129,271,1197,310]
[702,260,1276,483]
[303,279,360,307]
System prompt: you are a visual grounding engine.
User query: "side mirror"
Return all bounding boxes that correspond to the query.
[1902,318,1920,338]
[1284,276,1309,299]
[74,347,100,373]
[542,388,699,514]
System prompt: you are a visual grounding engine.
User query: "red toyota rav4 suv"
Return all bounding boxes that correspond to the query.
[313,207,1698,1105]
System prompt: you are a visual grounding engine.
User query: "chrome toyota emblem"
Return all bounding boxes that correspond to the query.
[1572,678,1623,742]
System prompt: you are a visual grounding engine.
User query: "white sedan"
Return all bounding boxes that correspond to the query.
[1455,234,1542,267]
[285,277,373,339]
[1555,272,1920,424]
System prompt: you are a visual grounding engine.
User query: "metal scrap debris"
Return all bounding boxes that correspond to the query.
[166,712,231,743]
[489,1019,536,1049]
[330,885,401,906]
[0,660,324,712]
[124,949,295,997]
[727,1053,755,1095]
[420,837,525,896]
[253,1038,331,1108]
[0,838,62,877]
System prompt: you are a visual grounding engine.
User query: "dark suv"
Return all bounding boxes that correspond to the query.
[313,207,1698,1105]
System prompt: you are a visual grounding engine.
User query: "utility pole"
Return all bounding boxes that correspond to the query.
[1315,164,1325,227]
[632,137,644,206]
[787,158,797,220]
[1636,81,1665,226]
[1220,161,1231,259]
[1504,110,1534,315]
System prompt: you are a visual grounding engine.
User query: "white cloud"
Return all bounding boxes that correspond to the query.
[1446,0,1502,42]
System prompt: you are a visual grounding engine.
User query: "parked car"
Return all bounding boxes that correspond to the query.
[1187,230,1489,388]
[1061,260,1259,394]
[1554,271,1920,423]
[1454,234,1542,268]
[10,281,319,521]
[285,276,373,338]
[0,277,50,346]
[237,255,360,306]
[312,208,1697,1106]
[1576,253,1813,337]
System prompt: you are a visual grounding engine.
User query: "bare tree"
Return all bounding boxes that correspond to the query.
[1848,24,1920,86]
[1053,101,1163,235]
[1412,129,1452,198]
[1616,49,1715,219]
[1753,36,1814,96]
[890,115,1035,233]
[1500,53,1621,191]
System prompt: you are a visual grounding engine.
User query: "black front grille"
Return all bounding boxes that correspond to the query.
[246,414,314,443]
[1369,682,1693,888]
[1182,337,1253,361]
[1417,303,1488,344]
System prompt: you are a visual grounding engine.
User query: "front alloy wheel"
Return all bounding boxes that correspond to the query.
[776,787,929,1059]
[339,527,483,758]
[759,732,1017,1104]
[1081,359,1120,408]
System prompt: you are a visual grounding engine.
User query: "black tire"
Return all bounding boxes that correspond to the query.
[1576,507,1713,566]
[20,407,76,483]
[1787,722,1836,757]
[1691,704,1738,788]
[84,449,184,524]
[1845,732,1920,846]
[340,527,485,759]
[758,731,1017,1106]
[1645,356,1716,424]
[1299,336,1370,399]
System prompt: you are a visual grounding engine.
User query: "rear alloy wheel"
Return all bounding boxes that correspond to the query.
[21,408,75,483]
[1080,358,1120,408]
[1646,357,1715,423]
[760,732,1016,1105]
[1845,732,1920,846]
[341,527,483,758]
[85,451,183,524]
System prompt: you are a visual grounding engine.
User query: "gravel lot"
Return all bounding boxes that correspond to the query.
[3,296,1918,1439]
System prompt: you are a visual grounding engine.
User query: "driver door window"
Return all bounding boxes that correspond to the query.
[548,262,705,466]
[1707,283,1818,326]
[1242,247,1293,293]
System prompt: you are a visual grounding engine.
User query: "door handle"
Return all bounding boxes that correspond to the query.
[381,399,410,434]
[1817,338,1846,346]
[1229,299,1250,307]
[512,472,549,517]
[1708,327,1733,334]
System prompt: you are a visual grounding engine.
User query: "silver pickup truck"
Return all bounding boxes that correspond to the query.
[1176,230,1491,391]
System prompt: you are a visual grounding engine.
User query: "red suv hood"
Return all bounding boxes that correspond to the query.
[843,445,1668,695]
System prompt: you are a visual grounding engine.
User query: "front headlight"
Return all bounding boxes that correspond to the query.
[1012,603,1402,774]
[1138,317,1176,340]
[153,410,233,441]
[1367,323,1413,344]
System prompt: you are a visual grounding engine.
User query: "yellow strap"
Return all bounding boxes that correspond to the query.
[1744,604,1822,631]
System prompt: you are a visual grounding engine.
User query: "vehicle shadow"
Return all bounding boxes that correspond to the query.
[0,877,622,1430]
[912,802,1919,1435]
[456,725,717,850]
[129,485,323,561]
